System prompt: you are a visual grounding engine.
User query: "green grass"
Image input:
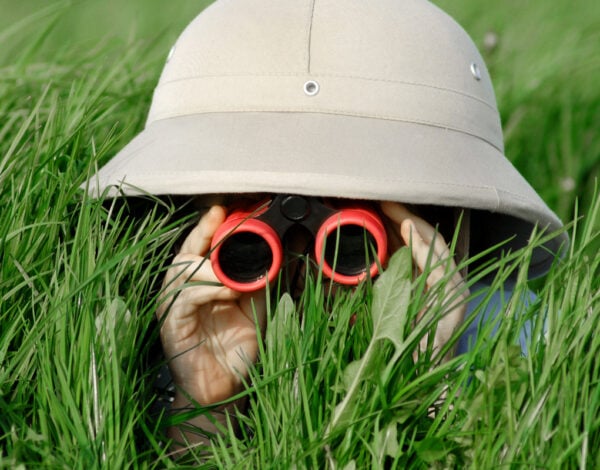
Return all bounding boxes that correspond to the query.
[1,0,599,467]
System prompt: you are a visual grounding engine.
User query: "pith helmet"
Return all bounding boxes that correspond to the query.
[86,0,568,276]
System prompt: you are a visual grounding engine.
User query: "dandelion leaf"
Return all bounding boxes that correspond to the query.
[327,249,413,436]
[373,421,399,459]
[414,437,451,463]
[370,247,412,349]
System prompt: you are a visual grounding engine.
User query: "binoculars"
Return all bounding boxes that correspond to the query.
[210,194,388,292]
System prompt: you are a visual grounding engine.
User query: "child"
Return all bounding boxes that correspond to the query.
[85,0,567,449]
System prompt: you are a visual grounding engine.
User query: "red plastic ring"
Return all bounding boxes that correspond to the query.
[211,215,283,292]
[314,208,388,285]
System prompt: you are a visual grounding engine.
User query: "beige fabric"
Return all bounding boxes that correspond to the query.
[84,0,568,277]
[148,76,502,150]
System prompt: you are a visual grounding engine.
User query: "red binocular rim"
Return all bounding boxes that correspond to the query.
[210,215,283,293]
[314,208,388,285]
[210,201,388,291]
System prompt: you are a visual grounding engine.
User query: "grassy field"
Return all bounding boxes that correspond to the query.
[1,0,599,467]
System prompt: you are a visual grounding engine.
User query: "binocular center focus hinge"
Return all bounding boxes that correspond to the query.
[280,195,311,221]
[260,194,336,236]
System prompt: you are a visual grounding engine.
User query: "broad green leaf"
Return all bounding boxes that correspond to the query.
[274,293,295,335]
[342,460,356,470]
[373,421,399,459]
[342,357,374,390]
[327,249,413,435]
[414,437,452,463]
[371,247,412,349]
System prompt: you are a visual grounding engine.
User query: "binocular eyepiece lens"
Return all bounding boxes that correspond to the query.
[218,232,274,283]
[324,225,377,276]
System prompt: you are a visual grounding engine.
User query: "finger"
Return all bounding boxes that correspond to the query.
[179,205,227,256]
[391,209,467,364]
[381,201,445,250]
[392,208,447,253]
[161,257,223,299]
[158,275,242,323]
[413,286,467,364]
[401,217,453,264]
[402,219,466,361]
[176,285,241,312]
[380,200,414,224]
[431,299,467,363]
[400,219,437,273]
[435,304,466,342]
[400,219,466,304]
[158,254,225,320]
[381,201,431,236]
[162,253,221,288]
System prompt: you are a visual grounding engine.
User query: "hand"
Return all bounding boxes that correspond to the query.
[380,201,468,362]
[157,206,267,407]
